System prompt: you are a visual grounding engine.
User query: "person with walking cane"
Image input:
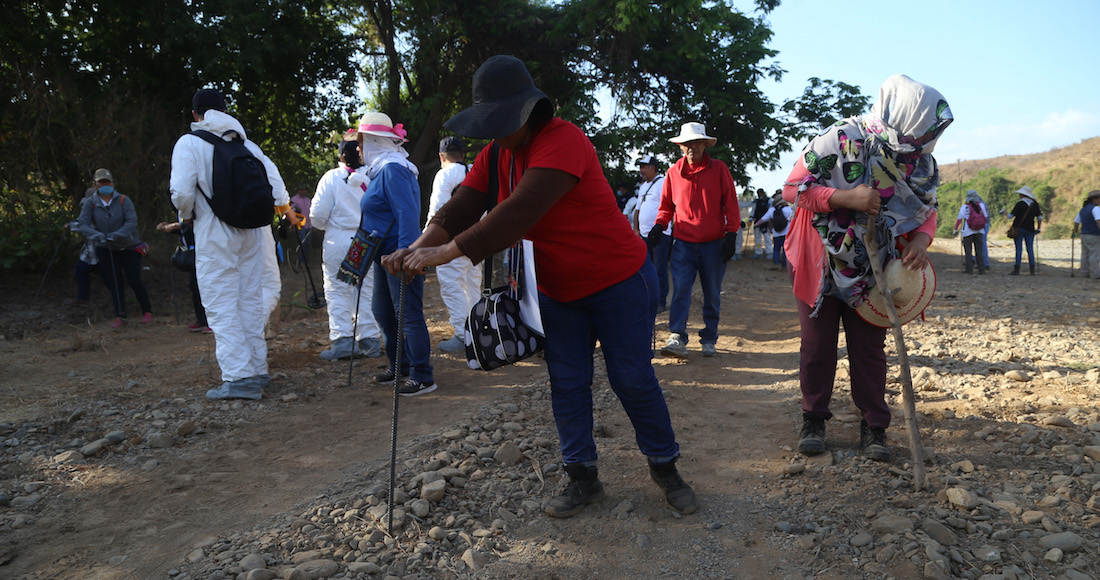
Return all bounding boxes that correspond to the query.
[356,112,436,397]
[1073,190,1100,279]
[311,136,383,360]
[72,168,154,328]
[1009,186,1042,275]
[783,74,951,462]
[385,55,697,517]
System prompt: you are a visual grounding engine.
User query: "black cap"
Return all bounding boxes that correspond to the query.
[339,140,359,160]
[439,136,465,153]
[192,89,226,115]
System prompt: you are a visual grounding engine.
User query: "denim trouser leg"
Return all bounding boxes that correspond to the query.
[647,233,672,308]
[75,259,95,302]
[980,232,990,267]
[371,263,433,383]
[669,238,725,344]
[1022,230,1036,268]
[540,261,679,465]
[668,239,696,340]
[772,235,787,268]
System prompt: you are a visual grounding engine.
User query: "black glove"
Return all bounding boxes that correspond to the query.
[720,232,737,262]
[646,227,664,247]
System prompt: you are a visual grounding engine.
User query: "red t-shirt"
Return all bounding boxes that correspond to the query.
[655,154,740,243]
[463,119,646,302]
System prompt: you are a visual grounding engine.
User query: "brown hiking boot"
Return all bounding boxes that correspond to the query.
[860,420,892,462]
[797,414,826,455]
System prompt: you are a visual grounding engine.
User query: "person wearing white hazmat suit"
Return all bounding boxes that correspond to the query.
[170,88,292,401]
[426,136,481,352]
[310,137,383,360]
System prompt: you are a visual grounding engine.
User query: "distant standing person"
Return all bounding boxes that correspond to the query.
[651,122,740,358]
[754,193,792,270]
[310,138,382,360]
[1073,190,1100,279]
[156,220,211,333]
[169,88,292,400]
[67,186,98,305]
[73,168,154,328]
[1009,186,1043,276]
[751,188,772,259]
[632,154,670,311]
[953,189,988,274]
[426,136,481,353]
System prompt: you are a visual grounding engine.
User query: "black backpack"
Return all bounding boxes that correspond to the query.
[189,130,274,229]
[771,205,789,232]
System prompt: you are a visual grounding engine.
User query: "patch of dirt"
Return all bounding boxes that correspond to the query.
[1,237,1098,579]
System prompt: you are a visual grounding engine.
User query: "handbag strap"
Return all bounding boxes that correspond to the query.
[481,143,501,293]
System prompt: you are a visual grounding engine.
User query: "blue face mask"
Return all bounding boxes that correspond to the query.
[97,185,114,196]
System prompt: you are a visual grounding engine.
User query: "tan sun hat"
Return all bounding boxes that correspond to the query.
[855,258,936,328]
[357,112,408,142]
[1015,186,1036,201]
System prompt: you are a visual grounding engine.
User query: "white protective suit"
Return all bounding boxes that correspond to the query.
[310,164,380,342]
[169,110,288,383]
[426,162,482,336]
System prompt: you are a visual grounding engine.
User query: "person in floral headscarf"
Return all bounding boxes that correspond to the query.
[781,74,952,462]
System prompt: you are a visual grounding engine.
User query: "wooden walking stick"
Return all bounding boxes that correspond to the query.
[862,218,927,491]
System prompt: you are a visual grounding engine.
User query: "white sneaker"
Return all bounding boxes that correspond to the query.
[660,335,688,358]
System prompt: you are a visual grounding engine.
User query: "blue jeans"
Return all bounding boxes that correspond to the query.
[371,264,433,383]
[75,259,97,302]
[539,260,679,465]
[669,237,726,345]
[646,232,672,307]
[980,231,990,267]
[1014,229,1037,269]
[772,234,787,268]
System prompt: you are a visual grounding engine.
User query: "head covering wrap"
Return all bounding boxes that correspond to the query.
[965,189,983,204]
[356,113,418,179]
[794,74,953,312]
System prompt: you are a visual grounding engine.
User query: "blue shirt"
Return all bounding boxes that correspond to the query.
[358,163,421,256]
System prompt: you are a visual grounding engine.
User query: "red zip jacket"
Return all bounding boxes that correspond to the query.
[654,154,739,243]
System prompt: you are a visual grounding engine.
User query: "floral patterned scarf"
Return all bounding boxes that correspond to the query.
[795,74,953,312]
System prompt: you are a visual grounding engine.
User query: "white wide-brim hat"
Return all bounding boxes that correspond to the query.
[855,258,936,328]
[358,112,408,142]
[1015,186,1036,201]
[669,122,717,146]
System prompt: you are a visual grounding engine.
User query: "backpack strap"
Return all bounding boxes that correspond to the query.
[481,143,501,293]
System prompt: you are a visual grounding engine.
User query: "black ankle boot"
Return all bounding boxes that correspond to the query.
[545,464,605,518]
[797,413,826,455]
[648,458,698,514]
[1029,264,1036,275]
[1009,265,1020,276]
[859,420,892,462]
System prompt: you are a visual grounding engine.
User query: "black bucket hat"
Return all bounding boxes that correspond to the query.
[443,55,552,140]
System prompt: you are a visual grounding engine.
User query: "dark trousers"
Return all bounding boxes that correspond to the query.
[797,294,891,429]
[189,270,207,326]
[95,247,152,318]
[75,259,97,302]
[646,232,672,308]
[962,234,984,273]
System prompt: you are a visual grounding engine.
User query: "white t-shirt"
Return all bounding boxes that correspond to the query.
[1074,204,1100,227]
[955,201,988,237]
[635,175,670,237]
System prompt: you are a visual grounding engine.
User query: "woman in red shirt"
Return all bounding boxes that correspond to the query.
[383,55,696,517]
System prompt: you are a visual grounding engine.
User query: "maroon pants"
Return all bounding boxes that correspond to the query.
[797,295,891,429]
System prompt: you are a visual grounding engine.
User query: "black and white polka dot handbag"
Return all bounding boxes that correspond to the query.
[464,242,544,371]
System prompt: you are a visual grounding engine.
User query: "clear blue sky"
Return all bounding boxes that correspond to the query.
[738,0,1100,191]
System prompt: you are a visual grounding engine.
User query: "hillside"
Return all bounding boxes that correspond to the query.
[937,137,1100,239]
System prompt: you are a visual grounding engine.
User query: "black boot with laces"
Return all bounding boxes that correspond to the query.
[797,414,826,455]
[648,458,698,514]
[545,464,605,518]
[860,419,892,462]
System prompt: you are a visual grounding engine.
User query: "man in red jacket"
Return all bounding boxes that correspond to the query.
[649,122,739,358]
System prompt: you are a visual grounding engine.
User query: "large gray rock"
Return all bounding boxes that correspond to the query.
[421,479,446,502]
[922,519,957,546]
[292,559,340,579]
[946,487,978,509]
[1038,532,1084,552]
[493,441,523,466]
[872,513,914,534]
